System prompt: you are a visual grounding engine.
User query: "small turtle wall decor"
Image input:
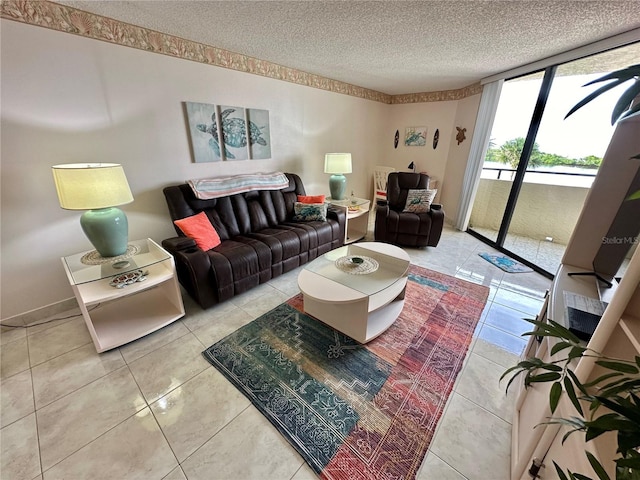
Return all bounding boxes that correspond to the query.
[394,129,399,149]
[456,127,467,145]
[433,129,439,149]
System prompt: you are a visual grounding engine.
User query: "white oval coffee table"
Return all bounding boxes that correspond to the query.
[297,242,410,343]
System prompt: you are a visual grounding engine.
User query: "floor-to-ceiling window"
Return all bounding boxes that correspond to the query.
[467,42,640,277]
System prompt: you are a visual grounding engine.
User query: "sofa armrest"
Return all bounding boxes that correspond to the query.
[162,236,197,252]
[428,206,445,246]
[431,204,442,211]
[327,205,347,246]
[374,204,390,242]
[162,236,218,309]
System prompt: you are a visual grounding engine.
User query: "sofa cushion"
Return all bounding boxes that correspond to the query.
[403,189,437,213]
[297,194,326,204]
[292,202,327,221]
[174,211,221,250]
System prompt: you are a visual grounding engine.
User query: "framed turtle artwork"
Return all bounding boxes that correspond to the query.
[218,106,249,161]
[185,101,223,163]
[246,108,271,160]
[185,102,272,162]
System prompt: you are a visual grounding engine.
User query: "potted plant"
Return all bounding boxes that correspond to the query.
[503,64,640,480]
[502,318,640,480]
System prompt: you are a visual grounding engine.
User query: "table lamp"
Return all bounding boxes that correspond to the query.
[324,153,352,200]
[52,163,134,257]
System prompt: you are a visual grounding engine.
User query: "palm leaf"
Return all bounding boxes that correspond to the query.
[565,78,632,120]
[611,81,640,124]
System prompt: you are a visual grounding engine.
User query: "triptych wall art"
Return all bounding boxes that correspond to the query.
[185,102,271,162]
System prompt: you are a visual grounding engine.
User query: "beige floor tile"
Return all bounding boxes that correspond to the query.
[1,336,30,379]
[473,325,525,368]
[483,302,533,338]
[163,465,188,480]
[230,283,278,308]
[237,289,290,318]
[119,320,190,364]
[42,408,177,480]
[499,274,551,299]
[37,366,147,471]
[128,333,209,404]
[27,317,92,366]
[430,394,511,480]
[456,255,506,287]
[0,413,41,480]
[191,307,254,347]
[181,406,304,480]
[454,353,515,423]
[1,369,34,428]
[150,367,250,462]
[417,452,466,480]
[182,300,246,333]
[290,462,319,480]
[267,269,302,297]
[493,288,544,316]
[26,312,77,336]
[32,343,125,408]
[0,324,26,346]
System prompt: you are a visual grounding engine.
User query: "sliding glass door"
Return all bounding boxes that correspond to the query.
[467,42,639,276]
[469,71,544,243]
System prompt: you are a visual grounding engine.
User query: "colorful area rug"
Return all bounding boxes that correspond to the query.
[202,265,489,480]
[478,252,533,273]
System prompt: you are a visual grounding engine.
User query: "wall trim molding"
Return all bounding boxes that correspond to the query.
[1,0,482,104]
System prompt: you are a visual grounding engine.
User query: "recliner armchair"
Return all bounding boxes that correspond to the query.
[374,172,444,247]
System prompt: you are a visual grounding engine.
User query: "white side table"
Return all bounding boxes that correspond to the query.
[61,238,185,353]
[329,197,371,244]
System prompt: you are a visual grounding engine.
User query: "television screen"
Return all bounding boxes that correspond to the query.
[593,164,640,283]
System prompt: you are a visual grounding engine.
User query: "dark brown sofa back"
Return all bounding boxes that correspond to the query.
[164,173,306,240]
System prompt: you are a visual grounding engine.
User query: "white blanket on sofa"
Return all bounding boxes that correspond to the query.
[188,172,290,200]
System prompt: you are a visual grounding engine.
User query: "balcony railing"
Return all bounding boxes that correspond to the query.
[482,166,598,181]
[470,168,598,274]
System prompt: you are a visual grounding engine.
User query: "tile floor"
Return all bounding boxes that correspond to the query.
[1,224,551,480]
[468,226,567,275]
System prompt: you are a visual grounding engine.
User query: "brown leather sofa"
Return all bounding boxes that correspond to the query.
[162,173,345,308]
[374,172,444,247]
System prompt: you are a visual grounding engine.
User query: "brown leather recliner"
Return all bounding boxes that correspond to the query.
[374,172,444,247]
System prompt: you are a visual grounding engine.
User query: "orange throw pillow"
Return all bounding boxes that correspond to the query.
[173,211,221,251]
[297,194,326,204]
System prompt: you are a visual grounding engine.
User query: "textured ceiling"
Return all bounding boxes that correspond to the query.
[57,1,640,95]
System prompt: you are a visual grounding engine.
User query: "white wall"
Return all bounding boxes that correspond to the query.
[0,20,479,319]
[381,102,458,201]
[441,94,482,223]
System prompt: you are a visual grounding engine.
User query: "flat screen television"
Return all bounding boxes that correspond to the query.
[591,164,640,285]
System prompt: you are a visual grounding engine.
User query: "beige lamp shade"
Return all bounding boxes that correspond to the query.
[324,153,353,174]
[52,163,134,210]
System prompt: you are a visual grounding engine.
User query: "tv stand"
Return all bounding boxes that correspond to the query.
[567,270,613,288]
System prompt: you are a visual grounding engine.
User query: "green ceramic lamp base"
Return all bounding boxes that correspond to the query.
[80,207,129,257]
[329,174,347,200]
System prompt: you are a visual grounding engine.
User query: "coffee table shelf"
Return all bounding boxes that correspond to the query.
[298,242,410,343]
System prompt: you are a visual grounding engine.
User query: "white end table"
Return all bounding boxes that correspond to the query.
[329,197,371,244]
[61,238,185,353]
